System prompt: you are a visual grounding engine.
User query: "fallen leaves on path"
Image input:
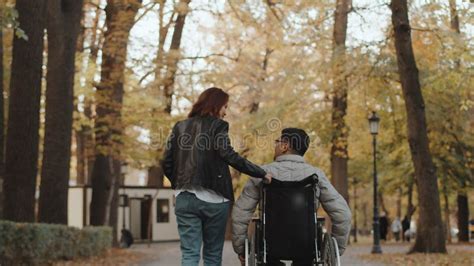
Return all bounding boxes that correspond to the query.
[53,248,148,266]
[360,249,474,266]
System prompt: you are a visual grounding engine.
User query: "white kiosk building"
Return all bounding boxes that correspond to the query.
[68,167,179,242]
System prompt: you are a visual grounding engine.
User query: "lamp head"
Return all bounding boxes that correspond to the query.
[368,111,380,135]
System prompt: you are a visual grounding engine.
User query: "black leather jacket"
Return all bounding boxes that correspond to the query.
[161,115,267,201]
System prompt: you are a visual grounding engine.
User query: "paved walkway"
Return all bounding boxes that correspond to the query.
[132,241,473,265]
[132,241,386,266]
[340,244,385,266]
[133,241,239,266]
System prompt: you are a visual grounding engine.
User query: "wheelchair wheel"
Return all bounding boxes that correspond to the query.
[321,233,340,266]
[245,238,249,266]
[249,232,256,266]
[244,238,261,266]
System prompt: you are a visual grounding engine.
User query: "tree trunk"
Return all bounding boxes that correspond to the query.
[75,102,95,185]
[362,202,368,233]
[90,156,109,225]
[0,20,4,218]
[148,0,190,187]
[352,178,358,242]
[155,0,170,78]
[147,166,164,187]
[378,191,389,217]
[74,1,87,185]
[448,0,469,244]
[442,176,451,243]
[162,0,190,114]
[390,0,446,253]
[456,193,469,242]
[249,47,272,114]
[90,1,102,60]
[146,0,170,188]
[76,2,86,53]
[38,0,83,225]
[396,187,402,218]
[407,176,415,217]
[76,129,87,185]
[3,0,46,222]
[90,0,141,245]
[330,0,350,203]
[448,0,460,35]
[77,1,103,186]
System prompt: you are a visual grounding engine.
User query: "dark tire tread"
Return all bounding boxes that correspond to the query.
[321,233,337,266]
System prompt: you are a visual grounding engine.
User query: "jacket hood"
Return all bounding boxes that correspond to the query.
[263,154,318,182]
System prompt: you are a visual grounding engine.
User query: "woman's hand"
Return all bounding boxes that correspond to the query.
[264,173,272,184]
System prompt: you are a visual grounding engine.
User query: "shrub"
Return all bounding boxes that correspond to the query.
[0,220,112,265]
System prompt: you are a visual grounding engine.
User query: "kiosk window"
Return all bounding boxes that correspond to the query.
[156,199,170,223]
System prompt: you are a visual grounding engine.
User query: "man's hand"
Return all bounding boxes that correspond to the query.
[238,254,245,265]
[264,173,272,184]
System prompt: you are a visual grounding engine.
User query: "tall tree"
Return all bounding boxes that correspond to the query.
[330,0,351,203]
[38,0,83,224]
[148,0,190,187]
[390,0,446,253]
[162,0,190,115]
[0,15,4,219]
[406,176,415,218]
[89,0,141,243]
[448,0,469,243]
[147,0,173,188]
[3,0,46,222]
[352,177,358,242]
[75,0,103,185]
[441,175,451,243]
[74,1,87,186]
[448,0,460,35]
[249,47,272,114]
[456,188,469,242]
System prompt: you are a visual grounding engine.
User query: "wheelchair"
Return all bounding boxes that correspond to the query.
[244,174,341,266]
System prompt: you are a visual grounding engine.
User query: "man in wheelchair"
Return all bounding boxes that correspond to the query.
[232,128,351,266]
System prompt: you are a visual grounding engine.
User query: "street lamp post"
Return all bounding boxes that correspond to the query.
[369,111,382,254]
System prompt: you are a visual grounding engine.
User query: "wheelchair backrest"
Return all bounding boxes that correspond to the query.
[262,174,318,261]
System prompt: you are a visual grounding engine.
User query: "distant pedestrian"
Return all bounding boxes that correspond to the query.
[119,229,134,248]
[402,215,410,242]
[379,212,388,241]
[391,217,402,242]
[408,219,417,239]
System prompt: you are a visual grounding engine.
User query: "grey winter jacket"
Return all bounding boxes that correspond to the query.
[231,154,351,256]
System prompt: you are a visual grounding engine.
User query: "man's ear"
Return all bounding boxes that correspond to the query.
[282,142,290,153]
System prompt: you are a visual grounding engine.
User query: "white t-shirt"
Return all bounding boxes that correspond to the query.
[175,184,230,203]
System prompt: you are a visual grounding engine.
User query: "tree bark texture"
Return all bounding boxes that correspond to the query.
[3,0,46,222]
[448,0,469,243]
[38,0,84,225]
[148,0,190,187]
[0,19,4,219]
[390,0,446,253]
[90,0,141,245]
[330,0,351,203]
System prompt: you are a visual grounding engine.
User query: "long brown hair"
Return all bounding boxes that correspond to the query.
[188,87,229,118]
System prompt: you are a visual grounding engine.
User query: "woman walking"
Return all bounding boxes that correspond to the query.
[162,87,272,266]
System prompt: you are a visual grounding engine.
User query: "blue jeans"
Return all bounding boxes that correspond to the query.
[175,192,230,266]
